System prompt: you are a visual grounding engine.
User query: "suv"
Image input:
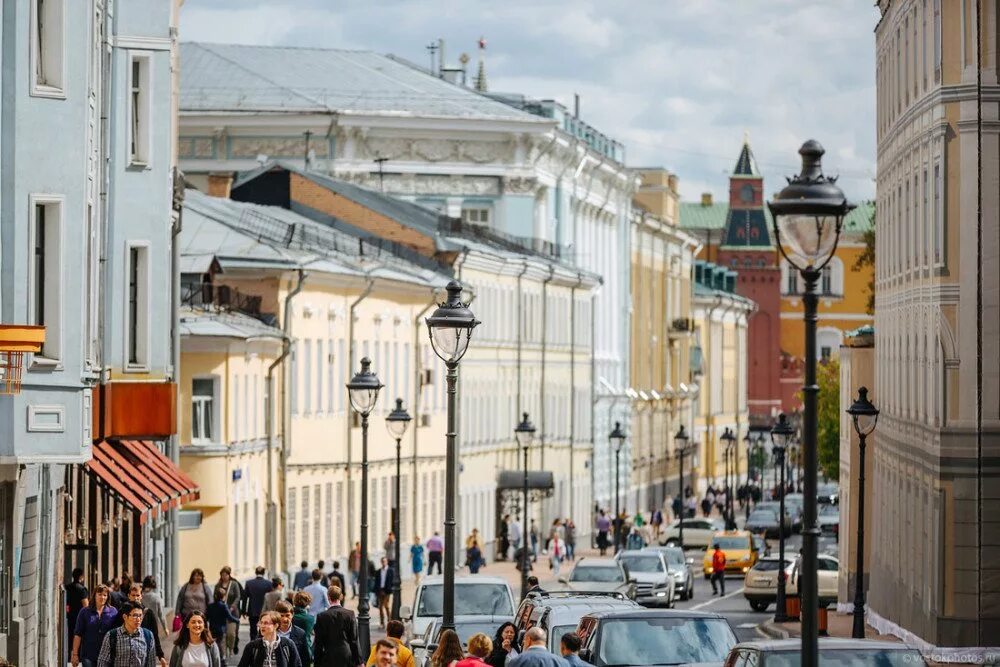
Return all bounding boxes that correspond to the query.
[401,575,515,638]
[659,517,723,548]
[514,592,640,652]
[742,556,793,612]
[642,545,695,600]
[614,550,675,607]
[559,558,637,599]
[576,609,738,667]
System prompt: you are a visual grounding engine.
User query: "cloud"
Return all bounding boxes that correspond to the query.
[180,0,879,201]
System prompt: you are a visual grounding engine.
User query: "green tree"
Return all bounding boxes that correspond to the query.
[852,205,876,316]
[816,357,841,480]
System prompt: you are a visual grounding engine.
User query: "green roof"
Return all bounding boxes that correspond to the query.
[680,200,874,235]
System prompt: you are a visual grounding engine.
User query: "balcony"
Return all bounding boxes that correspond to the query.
[0,324,45,395]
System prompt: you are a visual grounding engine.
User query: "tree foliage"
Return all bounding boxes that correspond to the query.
[816,357,841,481]
[852,205,876,315]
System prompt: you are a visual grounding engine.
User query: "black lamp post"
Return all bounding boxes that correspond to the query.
[385,398,412,620]
[771,413,794,623]
[610,422,627,552]
[846,387,879,639]
[514,412,536,599]
[720,428,736,528]
[674,425,689,548]
[743,431,754,520]
[346,357,383,654]
[768,140,854,667]
[425,281,480,632]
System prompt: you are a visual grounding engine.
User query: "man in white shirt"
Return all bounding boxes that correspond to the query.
[304,569,330,617]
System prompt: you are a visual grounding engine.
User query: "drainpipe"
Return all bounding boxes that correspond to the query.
[167,174,184,594]
[271,269,306,573]
[568,272,584,525]
[346,274,376,553]
[515,261,529,416]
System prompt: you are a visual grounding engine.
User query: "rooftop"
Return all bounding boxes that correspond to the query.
[680,200,874,235]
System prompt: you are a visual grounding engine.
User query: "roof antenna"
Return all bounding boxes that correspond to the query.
[474,36,487,92]
[373,156,388,192]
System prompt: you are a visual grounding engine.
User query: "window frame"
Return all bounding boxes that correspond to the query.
[127,51,153,167]
[190,375,219,444]
[123,241,151,371]
[29,0,66,98]
[28,194,64,364]
[461,206,492,226]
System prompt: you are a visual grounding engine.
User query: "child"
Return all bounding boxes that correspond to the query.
[206,586,240,648]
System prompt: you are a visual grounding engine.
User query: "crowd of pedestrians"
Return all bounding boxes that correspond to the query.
[424,627,590,667]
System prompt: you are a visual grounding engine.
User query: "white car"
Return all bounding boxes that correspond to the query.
[788,554,839,606]
[658,517,724,549]
[400,575,515,638]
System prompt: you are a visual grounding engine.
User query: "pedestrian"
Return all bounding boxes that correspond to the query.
[118,584,166,667]
[375,557,393,628]
[237,611,302,667]
[206,587,240,661]
[650,508,663,540]
[371,640,399,667]
[526,576,542,595]
[467,540,484,574]
[429,629,463,667]
[97,601,157,667]
[507,628,566,667]
[304,570,329,617]
[264,577,285,612]
[215,566,243,655]
[327,562,346,593]
[66,567,90,649]
[175,569,212,629]
[365,620,414,667]
[632,511,644,529]
[509,516,522,559]
[529,520,539,561]
[313,587,361,667]
[455,633,492,667]
[276,601,311,667]
[409,536,425,586]
[348,543,362,598]
[564,519,576,561]
[290,592,315,661]
[72,584,118,667]
[498,515,510,561]
[486,622,518,667]
[426,532,444,575]
[625,527,644,551]
[168,609,221,667]
[686,495,697,520]
[710,543,726,596]
[559,633,592,667]
[315,561,329,588]
[292,562,312,591]
[595,511,610,556]
[242,567,274,641]
[548,533,565,576]
[384,532,398,570]
[140,577,167,645]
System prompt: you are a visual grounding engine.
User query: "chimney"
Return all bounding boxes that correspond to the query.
[206,172,234,199]
[701,192,713,206]
[574,93,580,118]
[438,38,445,75]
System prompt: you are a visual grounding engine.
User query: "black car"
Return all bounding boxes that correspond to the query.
[745,508,789,538]
[576,609,738,667]
[723,638,927,666]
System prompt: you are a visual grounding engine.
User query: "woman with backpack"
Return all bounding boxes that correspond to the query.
[169,610,222,667]
[237,611,302,667]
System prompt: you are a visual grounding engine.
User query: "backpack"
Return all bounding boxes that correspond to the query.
[108,626,154,664]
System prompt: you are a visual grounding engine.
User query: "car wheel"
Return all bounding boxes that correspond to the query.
[687,583,694,600]
[749,600,770,612]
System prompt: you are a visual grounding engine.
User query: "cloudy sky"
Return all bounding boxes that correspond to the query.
[180,1,880,202]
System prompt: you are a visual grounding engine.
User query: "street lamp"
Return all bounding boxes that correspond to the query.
[846,387,879,639]
[610,422,627,552]
[385,397,412,620]
[743,431,754,520]
[720,427,736,528]
[346,357,383,654]
[514,412,536,599]
[771,413,794,623]
[768,140,854,667]
[674,425,690,549]
[425,280,479,631]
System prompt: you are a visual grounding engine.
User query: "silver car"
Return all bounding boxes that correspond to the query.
[615,550,675,607]
[642,545,695,601]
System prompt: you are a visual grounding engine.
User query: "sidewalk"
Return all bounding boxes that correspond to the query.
[758,610,900,642]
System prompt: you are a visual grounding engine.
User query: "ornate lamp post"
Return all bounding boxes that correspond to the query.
[846,387,879,639]
[385,398,412,620]
[514,412,536,599]
[610,422,627,552]
[674,425,690,548]
[425,280,480,631]
[346,357,383,654]
[771,413,794,623]
[720,427,736,528]
[768,140,854,667]
[743,431,754,520]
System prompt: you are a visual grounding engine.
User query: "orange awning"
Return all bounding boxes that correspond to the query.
[85,440,200,524]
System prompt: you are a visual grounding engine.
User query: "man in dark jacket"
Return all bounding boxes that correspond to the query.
[242,567,274,641]
[327,562,346,593]
[313,586,361,667]
[375,557,394,629]
[276,600,311,666]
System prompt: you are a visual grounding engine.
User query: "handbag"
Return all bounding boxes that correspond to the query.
[172,614,183,633]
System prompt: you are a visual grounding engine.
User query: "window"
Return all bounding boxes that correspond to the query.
[325,483,333,558]
[820,265,833,294]
[739,184,754,203]
[290,343,299,415]
[30,0,64,96]
[191,378,216,443]
[461,207,491,226]
[313,485,321,559]
[785,264,798,295]
[288,488,297,564]
[304,340,312,414]
[301,488,310,559]
[233,374,240,442]
[128,54,151,165]
[821,347,832,362]
[125,244,149,368]
[933,163,943,264]
[933,0,941,82]
[29,197,62,360]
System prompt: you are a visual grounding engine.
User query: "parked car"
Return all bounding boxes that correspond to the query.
[659,517,724,549]
[756,501,797,534]
[514,592,640,652]
[816,482,839,505]
[784,493,805,532]
[559,558,637,600]
[411,615,512,666]
[576,609,738,667]
[788,553,839,606]
[745,508,790,538]
[742,556,793,612]
[614,550,675,607]
[401,575,515,638]
[701,531,760,578]
[818,503,840,540]
[643,545,695,600]
[723,638,928,666]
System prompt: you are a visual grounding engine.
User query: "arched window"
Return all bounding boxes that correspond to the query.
[816,327,843,361]
[782,260,799,295]
[820,257,844,296]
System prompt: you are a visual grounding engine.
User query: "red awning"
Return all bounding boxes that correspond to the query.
[85,440,200,524]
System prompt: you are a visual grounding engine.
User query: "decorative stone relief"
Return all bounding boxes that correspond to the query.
[340,172,501,196]
[362,137,412,161]
[229,137,329,159]
[412,139,455,162]
[503,176,538,195]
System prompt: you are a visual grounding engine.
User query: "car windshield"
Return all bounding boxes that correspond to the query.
[749,511,777,522]
[752,560,791,571]
[662,550,685,566]
[548,625,578,651]
[417,584,513,617]
[819,505,839,516]
[595,617,736,666]
[763,648,925,666]
[711,536,750,550]
[570,566,624,583]
[618,555,664,573]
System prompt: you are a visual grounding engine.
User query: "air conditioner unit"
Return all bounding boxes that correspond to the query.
[422,369,434,385]
[420,413,431,427]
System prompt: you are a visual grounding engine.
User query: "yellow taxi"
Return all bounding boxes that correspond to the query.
[702,530,759,578]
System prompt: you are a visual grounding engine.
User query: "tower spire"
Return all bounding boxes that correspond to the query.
[474,36,488,92]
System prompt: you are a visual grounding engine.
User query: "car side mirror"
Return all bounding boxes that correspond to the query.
[400,604,412,619]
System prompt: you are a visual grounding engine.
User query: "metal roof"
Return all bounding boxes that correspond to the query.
[681,200,874,234]
[180,42,551,123]
[179,307,283,340]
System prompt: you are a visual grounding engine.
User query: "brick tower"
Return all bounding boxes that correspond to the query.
[715,141,782,425]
